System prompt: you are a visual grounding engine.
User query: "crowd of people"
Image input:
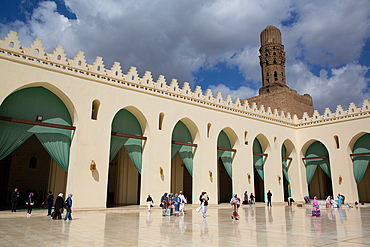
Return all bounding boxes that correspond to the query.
[10,187,73,220]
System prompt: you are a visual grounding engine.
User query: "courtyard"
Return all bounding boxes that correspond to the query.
[0,203,369,246]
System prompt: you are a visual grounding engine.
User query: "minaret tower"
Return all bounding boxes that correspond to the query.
[259,25,286,94]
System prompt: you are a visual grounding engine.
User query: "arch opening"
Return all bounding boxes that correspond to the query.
[304,141,333,199]
[171,121,194,204]
[352,133,370,202]
[253,138,265,202]
[0,87,71,209]
[107,109,143,207]
[217,130,232,203]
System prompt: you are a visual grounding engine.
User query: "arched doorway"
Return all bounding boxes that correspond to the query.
[217,130,233,203]
[107,109,144,207]
[253,139,265,202]
[171,121,194,203]
[304,141,333,199]
[282,144,291,202]
[352,133,370,202]
[0,87,71,209]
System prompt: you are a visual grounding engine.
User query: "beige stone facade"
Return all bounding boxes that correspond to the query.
[0,29,369,210]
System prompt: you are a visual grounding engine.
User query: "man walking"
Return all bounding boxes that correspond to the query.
[64,193,73,221]
[42,191,54,216]
[267,190,272,207]
[178,191,187,215]
[11,188,19,212]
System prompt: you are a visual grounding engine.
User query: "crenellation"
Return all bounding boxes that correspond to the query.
[193,86,203,100]
[126,66,140,84]
[48,45,68,65]
[155,75,167,90]
[90,56,105,74]
[108,61,123,78]
[225,95,233,107]
[204,89,214,102]
[71,51,87,68]
[140,71,155,87]
[23,38,45,59]
[1,30,370,128]
[323,108,334,119]
[169,79,181,94]
[1,30,21,53]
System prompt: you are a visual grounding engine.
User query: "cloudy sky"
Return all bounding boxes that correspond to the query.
[1,0,370,114]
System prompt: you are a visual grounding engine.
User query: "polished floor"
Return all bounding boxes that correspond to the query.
[0,203,369,246]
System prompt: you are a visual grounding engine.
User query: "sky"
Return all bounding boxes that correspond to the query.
[1,0,370,114]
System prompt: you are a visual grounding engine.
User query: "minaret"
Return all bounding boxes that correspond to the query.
[259,25,286,94]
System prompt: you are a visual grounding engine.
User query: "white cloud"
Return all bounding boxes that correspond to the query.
[0,0,369,113]
[287,61,370,113]
[208,84,257,101]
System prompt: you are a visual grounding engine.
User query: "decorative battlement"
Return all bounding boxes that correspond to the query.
[1,30,370,128]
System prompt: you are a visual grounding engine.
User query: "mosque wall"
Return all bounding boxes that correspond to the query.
[0,31,369,209]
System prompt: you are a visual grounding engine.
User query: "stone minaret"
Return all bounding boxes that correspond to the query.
[245,25,313,118]
[259,25,286,94]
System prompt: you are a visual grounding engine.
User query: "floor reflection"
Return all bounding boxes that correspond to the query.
[0,205,370,245]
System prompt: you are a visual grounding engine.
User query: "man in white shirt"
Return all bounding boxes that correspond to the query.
[178,191,187,215]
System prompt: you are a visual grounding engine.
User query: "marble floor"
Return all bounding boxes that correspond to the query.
[0,203,369,246]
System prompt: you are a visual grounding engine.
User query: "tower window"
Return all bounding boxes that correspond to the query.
[267,89,270,93]
[274,59,277,64]
[266,73,269,76]
[265,53,268,57]
[274,71,277,81]
[273,52,276,55]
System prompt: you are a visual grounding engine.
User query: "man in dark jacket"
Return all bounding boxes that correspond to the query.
[267,190,272,207]
[42,191,54,216]
[11,188,19,212]
[53,193,64,220]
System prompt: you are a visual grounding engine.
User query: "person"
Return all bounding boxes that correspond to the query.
[53,193,64,220]
[42,191,54,216]
[230,194,241,220]
[26,192,35,217]
[267,190,272,207]
[250,193,255,204]
[166,193,173,216]
[173,194,181,217]
[326,196,332,208]
[11,188,19,212]
[64,193,73,221]
[331,198,338,208]
[146,194,153,211]
[201,191,209,218]
[337,194,343,208]
[160,193,168,216]
[341,194,345,204]
[312,196,320,217]
[243,191,248,204]
[178,191,187,215]
[287,197,295,206]
[304,196,310,203]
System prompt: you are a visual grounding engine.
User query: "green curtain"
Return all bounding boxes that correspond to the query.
[110,109,143,174]
[305,141,330,185]
[253,139,264,180]
[171,121,193,176]
[0,87,72,172]
[217,130,232,178]
[282,144,291,197]
[353,133,370,184]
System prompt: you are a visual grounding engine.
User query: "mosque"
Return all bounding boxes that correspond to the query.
[0,25,369,209]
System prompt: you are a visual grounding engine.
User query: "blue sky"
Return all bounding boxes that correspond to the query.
[1,0,370,114]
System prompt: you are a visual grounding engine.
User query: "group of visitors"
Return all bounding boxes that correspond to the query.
[10,188,73,221]
[242,191,255,205]
[159,191,187,217]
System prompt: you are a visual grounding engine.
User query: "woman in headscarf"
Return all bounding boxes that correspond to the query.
[312,196,320,217]
[230,194,241,220]
[338,194,343,208]
[326,196,332,208]
[167,193,173,216]
[173,194,181,217]
[160,193,168,216]
[26,192,34,217]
